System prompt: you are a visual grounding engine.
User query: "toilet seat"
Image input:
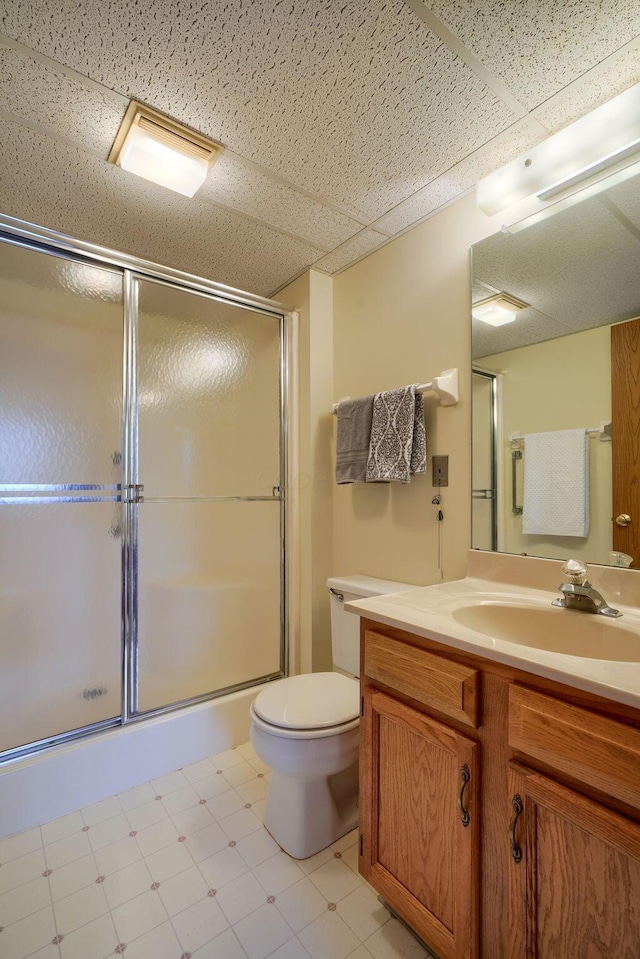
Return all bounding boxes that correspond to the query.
[252,672,359,736]
[250,704,359,740]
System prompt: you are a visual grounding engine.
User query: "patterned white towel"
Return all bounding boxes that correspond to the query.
[366,385,426,484]
[522,428,589,537]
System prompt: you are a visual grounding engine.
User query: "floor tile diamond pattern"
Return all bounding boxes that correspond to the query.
[0,743,435,958]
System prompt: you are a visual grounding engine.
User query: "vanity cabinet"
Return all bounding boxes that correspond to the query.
[360,627,481,959]
[507,684,640,959]
[508,763,640,959]
[360,688,479,959]
[358,619,640,959]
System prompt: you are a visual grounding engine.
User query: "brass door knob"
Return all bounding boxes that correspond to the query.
[616,513,632,527]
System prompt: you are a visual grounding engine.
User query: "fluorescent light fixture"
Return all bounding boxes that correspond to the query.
[108,102,223,197]
[477,83,640,218]
[472,293,528,327]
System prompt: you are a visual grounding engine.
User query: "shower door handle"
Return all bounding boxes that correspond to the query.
[124,484,145,504]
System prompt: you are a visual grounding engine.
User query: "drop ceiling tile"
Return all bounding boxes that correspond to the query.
[471,309,572,359]
[472,185,640,356]
[375,122,543,235]
[313,229,388,274]
[1,0,517,219]
[532,45,640,133]
[424,0,640,109]
[201,154,363,250]
[0,44,125,155]
[0,114,324,296]
[606,175,640,231]
[472,278,499,302]
[472,310,570,360]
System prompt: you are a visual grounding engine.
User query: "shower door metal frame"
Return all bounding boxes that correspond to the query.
[471,368,499,552]
[122,271,288,724]
[0,213,290,762]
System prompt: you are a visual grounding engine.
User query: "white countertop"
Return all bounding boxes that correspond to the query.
[346,568,640,710]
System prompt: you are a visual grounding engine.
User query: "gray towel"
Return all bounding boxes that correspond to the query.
[366,386,426,484]
[335,395,375,484]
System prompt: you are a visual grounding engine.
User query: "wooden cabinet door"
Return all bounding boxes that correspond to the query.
[360,688,479,959]
[612,317,640,566]
[508,763,640,959]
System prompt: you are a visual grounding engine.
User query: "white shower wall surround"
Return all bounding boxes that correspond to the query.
[0,216,290,797]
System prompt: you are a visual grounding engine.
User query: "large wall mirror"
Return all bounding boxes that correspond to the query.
[471,171,640,568]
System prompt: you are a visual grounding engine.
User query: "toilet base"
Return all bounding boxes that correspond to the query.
[263,760,359,860]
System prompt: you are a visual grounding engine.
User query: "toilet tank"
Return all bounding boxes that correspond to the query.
[326,575,417,677]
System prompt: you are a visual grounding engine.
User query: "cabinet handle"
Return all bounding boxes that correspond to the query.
[458,764,470,827]
[509,794,523,863]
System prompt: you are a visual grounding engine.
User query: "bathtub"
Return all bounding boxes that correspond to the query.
[0,684,258,840]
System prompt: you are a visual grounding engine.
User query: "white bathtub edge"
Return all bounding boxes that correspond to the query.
[0,686,256,839]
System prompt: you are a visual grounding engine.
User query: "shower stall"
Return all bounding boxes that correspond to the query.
[0,217,289,772]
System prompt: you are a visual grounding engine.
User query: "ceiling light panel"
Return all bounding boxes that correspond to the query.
[0,112,323,295]
[472,293,528,327]
[109,102,223,197]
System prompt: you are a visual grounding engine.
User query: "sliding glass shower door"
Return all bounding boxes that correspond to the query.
[0,242,124,755]
[0,227,286,760]
[133,278,284,713]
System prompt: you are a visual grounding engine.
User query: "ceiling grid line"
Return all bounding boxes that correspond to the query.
[402,0,549,135]
[0,30,374,228]
[0,106,336,254]
[1,1,640,293]
[0,32,129,104]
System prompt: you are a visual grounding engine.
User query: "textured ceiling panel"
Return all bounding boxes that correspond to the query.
[0,1,638,287]
[0,0,517,219]
[472,180,640,354]
[0,114,324,295]
[423,0,640,109]
[200,153,363,251]
[313,229,388,275]
[533,47,640,134]
[473,310,570,360]
[603,172,640,231]
[375,122,543,235]
[0,43,126,154]
[471,277,499,302]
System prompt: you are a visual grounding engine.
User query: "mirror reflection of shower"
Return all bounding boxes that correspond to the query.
[472,369,498,552]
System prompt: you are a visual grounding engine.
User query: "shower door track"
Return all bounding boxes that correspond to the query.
[0,216,290,766]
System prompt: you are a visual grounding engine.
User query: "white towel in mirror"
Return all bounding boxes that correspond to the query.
[522,428,589,537]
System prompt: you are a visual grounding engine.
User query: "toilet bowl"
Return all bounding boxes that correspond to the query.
[249,574,416,859]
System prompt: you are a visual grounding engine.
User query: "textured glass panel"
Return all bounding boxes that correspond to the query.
[0,241,123,485]
[472,499,495,553]
[137,500,281,713]
[138,280,281,498]
[0,501,122,753]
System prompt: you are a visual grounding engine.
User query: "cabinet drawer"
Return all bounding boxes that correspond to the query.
[363,629,479,727]
[509,684,640,810]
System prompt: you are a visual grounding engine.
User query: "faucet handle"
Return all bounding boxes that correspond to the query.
[561,559,588,585]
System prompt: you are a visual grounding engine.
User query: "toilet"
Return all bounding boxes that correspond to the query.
[250,574,415,860]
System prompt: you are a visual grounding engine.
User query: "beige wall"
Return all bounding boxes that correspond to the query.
[278,269,334,672]
[331,193,497,588]
[481,325,612,564]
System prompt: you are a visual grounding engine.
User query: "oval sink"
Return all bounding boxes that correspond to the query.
[451,602,640,661]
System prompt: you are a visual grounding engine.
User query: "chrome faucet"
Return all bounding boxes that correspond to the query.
[552,559,621,618]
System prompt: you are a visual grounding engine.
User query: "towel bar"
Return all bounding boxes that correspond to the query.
[332,368,459,413]
[508,420,611,445]
[512,449,523,515]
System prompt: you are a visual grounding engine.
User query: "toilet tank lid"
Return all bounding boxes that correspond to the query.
[326,574,418,597]
[253,673,360,729]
